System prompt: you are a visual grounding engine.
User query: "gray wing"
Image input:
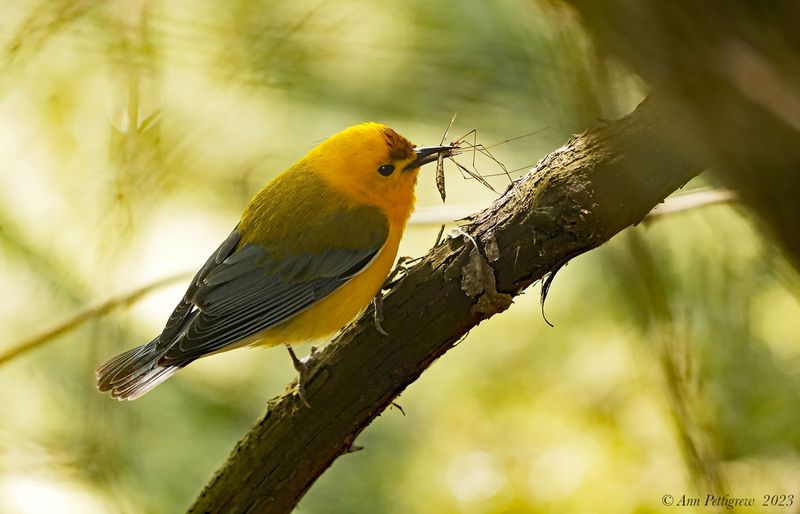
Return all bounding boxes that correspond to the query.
[155,226,385,365]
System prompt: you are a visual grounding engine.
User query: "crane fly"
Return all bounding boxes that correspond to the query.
[429,115,546,202]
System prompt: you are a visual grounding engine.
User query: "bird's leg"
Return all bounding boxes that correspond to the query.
[371,293,388,336]
[383,255,417,289]
[371,256,417,336]
[286,344,316,407]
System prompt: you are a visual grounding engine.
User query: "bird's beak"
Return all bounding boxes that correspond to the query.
[403,145,454,171]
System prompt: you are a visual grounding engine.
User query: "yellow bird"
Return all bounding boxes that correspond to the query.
[97,123,452,401]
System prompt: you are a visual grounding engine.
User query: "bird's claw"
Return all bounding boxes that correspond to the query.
[372,294,389,336]
[371,256,421,336]
[286,345,317,407]
[382,256,416,290]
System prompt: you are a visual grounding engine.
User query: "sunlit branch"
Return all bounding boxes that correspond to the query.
[0,273,192,366]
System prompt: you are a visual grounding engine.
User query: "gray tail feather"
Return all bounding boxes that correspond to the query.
[96,338,184,401]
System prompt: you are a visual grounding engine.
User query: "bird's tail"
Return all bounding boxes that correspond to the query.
[96,338,182,401]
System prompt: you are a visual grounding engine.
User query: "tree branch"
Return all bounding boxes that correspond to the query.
[0,273,191,366]
[188,96,702,514]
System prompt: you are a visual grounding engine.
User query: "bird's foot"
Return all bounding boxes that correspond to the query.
[372,256,421,336]
[286,345,317,407]
[372,293,388,336]
[382,256,417,290]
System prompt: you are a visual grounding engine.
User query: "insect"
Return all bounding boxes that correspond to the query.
[436,152,447,202]
[434,115,458,202]
[431,115,544,203]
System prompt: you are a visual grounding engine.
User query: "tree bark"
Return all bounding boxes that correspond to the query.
[188,96,702,514]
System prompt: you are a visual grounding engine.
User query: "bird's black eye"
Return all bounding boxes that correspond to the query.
[377,164,395,176]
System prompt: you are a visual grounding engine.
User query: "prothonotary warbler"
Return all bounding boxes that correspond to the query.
[97,123,453,401]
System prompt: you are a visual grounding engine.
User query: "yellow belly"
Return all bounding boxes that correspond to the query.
[246,226,402,347]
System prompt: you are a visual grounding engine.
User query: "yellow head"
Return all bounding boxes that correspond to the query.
[305,123,448,223]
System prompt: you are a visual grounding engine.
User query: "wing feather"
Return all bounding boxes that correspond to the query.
[155,207,388,364]
[98,171,391,400]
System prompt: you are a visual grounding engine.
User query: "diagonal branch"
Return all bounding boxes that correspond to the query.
[188,95,703,514]
[0,273,191,366]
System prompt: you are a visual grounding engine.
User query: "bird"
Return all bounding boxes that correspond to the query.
[96,123,453,401]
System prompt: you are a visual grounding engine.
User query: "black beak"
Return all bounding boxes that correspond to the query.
[403,145,454,171]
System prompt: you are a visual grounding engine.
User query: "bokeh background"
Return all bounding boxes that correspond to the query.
[1,1,799,513]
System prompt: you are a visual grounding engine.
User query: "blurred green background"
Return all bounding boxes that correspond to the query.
[1,0,799,513]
